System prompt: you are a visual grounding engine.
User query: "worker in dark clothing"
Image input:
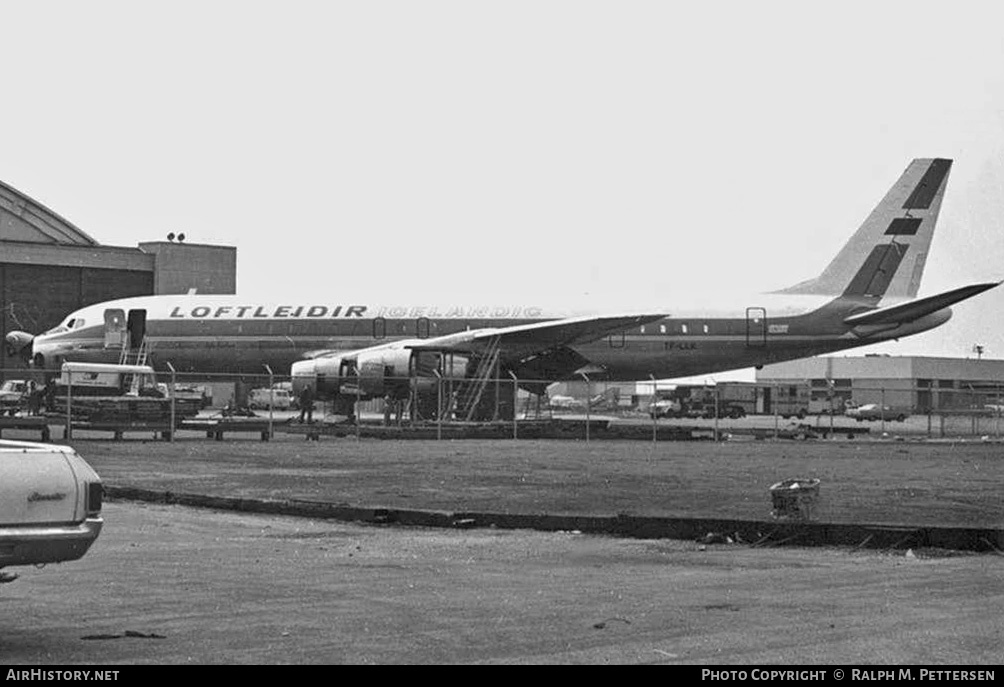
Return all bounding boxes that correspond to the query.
[26,381,41,416]
[298,384,315,423]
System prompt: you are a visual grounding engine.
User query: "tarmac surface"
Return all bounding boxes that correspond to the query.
[2,431,1002,664]
[3,502,1001,665]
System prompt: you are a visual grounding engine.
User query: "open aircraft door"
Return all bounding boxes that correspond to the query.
[338,357,358,395]
[746,307,767,347]
[127,309,147,350]
[103,309,127,349]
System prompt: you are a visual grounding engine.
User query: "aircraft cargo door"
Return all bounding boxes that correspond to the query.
[746,307,766,347]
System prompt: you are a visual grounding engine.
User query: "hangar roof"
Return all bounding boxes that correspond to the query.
[0,179,98,246]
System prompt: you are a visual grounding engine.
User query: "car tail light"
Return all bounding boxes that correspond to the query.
[86,482,103,517]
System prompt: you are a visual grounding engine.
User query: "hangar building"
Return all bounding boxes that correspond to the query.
[1,179,236,376]
[756,355,1004,412]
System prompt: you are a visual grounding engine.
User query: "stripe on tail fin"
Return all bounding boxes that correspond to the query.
[774,158,952,299]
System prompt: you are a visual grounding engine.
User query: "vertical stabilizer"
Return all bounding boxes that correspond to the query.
[774,158,951,299]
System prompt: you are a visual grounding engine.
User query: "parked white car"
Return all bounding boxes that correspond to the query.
[845,403,909,422]
[0,440,103,581]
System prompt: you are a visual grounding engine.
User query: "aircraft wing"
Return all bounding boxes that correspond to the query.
[405,313,667,359]
[843,282,1000,327]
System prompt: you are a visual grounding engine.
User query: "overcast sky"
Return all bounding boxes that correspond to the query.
[3,1,1004,370]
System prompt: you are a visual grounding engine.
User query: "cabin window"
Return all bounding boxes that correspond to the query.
[703,324,709,334]
[660,324,666,334]
[640,326,645,333]
[681,324,689,334]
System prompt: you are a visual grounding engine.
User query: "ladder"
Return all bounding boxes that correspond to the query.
[118,335,150,367]
[455,336,502,421]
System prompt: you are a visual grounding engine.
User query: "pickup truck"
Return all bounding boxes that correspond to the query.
[0,440,103,581]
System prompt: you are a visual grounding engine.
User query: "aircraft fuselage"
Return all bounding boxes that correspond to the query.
[15,294,951,381]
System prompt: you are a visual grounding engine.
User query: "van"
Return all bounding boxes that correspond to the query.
[249,388,293,410]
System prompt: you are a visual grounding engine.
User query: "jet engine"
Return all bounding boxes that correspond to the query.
[356,347,414,397]
[291,343,470,401]
[4,331,34,361]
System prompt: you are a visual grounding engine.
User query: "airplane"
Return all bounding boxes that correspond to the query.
[4,158,998,419]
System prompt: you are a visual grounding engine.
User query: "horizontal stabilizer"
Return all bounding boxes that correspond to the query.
[843,282,1000,327]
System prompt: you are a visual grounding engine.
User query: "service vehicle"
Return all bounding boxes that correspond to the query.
[50,362,202,421]
[0,440,103,580]
[248,387,293,410]
[649,398,683,419]
[0,380,31,416]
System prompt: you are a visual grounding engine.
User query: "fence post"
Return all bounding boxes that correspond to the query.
[355,364,361,441]
[264,364,274,441]
[580,372,591,442]
[827,380,835,440]
[713,384,720,441]
[649,374,657,445]
[65,368,72,440]
[881,386,886,435]
[167,362,176,443]
[434,370,442,441]
[508,371,518,440]
[773,383,779,440]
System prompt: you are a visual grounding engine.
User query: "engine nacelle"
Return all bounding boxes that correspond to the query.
[356,348,413,397]
[291,344,471,401]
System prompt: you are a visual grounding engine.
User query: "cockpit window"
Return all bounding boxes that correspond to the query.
[41,316,85,336]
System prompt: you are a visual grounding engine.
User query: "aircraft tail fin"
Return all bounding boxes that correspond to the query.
[773,158,952,300]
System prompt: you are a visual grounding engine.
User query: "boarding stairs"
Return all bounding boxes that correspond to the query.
[453,335,502,422]
[118,334,150,366]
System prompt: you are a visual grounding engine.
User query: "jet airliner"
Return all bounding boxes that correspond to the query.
[5,158,998,408]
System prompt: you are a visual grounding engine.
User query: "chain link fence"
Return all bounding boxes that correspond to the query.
[3,366,1004,441]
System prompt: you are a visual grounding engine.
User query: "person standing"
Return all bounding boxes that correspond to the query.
[298,384,315,423]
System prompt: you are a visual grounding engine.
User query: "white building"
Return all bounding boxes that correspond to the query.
[756,355,1004,411]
